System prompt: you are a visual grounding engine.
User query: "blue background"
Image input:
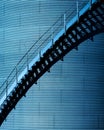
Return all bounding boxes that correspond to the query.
[0,0,104,129]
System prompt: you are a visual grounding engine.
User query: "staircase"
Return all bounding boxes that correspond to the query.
[0,0,104,126]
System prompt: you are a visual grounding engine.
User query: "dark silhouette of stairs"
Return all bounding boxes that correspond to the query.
[0,0,104,126]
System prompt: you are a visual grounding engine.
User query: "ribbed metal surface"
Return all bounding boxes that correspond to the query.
[0,0,104,129]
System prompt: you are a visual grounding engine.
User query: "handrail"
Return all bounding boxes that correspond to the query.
[0,1,90,105]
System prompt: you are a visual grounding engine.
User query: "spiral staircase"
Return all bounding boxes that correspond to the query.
[0,0,104,126]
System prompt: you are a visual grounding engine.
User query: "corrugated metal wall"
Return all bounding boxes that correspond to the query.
[0,0,104,129]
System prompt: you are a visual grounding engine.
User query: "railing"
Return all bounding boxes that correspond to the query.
[0,0,93,105]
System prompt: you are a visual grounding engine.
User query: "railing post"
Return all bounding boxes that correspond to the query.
[76,1,79,51]
[39,50,41,60]
[27,52,29,71]
[16,66,18,84]
[77,1,79,22]
[51,27,54,46]
[64,13,66,34]
[6,80,8,99]
[90,0,92,9]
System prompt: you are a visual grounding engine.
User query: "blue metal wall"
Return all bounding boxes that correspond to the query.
[0,0,104,129]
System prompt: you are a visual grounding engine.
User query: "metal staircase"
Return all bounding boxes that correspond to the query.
[0,0,104,126]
